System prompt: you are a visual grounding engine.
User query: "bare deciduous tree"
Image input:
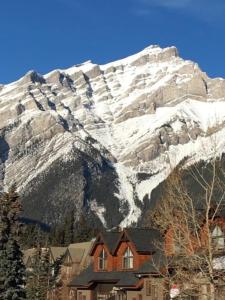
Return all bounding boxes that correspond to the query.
[146,157,225,299]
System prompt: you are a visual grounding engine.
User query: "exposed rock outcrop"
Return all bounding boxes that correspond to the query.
[1,45,225,227]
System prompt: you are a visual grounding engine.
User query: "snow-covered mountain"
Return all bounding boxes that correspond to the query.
[1,45,225,227]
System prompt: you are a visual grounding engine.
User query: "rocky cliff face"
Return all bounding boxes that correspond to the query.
[1,45,225,227]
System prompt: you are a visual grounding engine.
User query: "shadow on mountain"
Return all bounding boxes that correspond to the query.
[141,154,225,225]
[0,136,9,163]
[21,148,124,229]
[20,217,51,232]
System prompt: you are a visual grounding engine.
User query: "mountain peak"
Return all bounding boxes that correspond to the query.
[21,70,45,84]
[0,46,225,228]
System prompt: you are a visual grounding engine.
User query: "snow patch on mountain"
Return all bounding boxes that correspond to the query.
[114,163,141,227]
[90,199,107,227]
[1,45,225,227]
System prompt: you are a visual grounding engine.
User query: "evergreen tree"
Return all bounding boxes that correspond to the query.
[26,244,64,300]
[49,225,65,246]
[48,255,64,299]
[49,211,98,245]
[50,255,63,288]
[26,246,50,300]
[0,185,26,300]
[20,223,49,249]
[74,214,96,242]
[63,209,75,245]
[3,238,26,299]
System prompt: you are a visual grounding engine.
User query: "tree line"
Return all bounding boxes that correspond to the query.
[0,185,96,299]
[21,211,97,250]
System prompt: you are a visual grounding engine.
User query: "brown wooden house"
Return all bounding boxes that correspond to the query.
[162,214,225,299]
[69,216,225,300]
[68,228,167,300]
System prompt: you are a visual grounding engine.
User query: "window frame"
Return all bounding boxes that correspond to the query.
[98,248,107,271]
[146,280,158,299]
[211,225,224,251]
[123,246,134,270]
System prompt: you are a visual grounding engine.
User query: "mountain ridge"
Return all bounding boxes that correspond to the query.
[1,45,225,228]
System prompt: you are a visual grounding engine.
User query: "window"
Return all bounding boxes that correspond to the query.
[78,292,82,300]
[123,247,134,269]
[118,294,126,300]
[98,248,107,270]
[146,280,158,300]
[212,225,224,250]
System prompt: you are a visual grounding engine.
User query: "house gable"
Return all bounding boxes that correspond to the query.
[93,243,114,272]
[49,246,67,264]
[89,232,119,256]
[115,240,138,270]
[63,249,73,266]
[115,239,151,271]
[89,234,104,256]
[91,230,154,272]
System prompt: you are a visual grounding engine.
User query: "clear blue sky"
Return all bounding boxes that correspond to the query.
[1,0,225,84]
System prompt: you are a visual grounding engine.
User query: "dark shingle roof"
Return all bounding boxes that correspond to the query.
[90,228,162,255]
[124,228,161,253]
[102,232,121,253]
[115,272,140,287]
[90,231,121,255]
[137,250,167,274]
[68,264,139,287]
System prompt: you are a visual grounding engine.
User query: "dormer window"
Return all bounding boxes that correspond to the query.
[98,248,107,270]
[212,225,224,250]
[123,247,134,269]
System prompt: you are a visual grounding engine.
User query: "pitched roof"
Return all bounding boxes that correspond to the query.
[67,241,94,265]
[90,232,120,255]
[49,247,67,261]
[120,228,161,253]
[136,250,167,274]
[68,264,140,288]
[23,248,36,265]
[101,232,121,253]
[68,248,85,263]
[115,272,140,287]
[23,247,49,265]
[90,228,161,256]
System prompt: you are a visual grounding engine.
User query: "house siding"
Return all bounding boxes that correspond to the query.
[126,278,165,300]
[93,244,114,272]
[93,242,151,273]
[115,241,151,271]
[76,289,93,300]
